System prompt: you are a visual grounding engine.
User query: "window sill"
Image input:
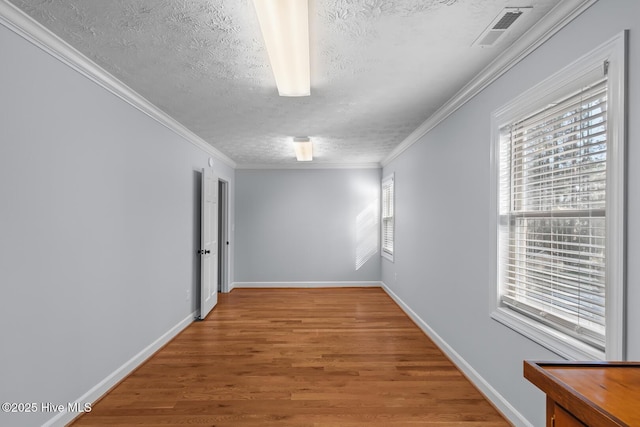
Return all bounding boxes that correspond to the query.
[491,308,604,361]
[381,251,394,262]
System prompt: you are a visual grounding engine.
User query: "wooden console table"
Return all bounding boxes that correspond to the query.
[524,361,640,426]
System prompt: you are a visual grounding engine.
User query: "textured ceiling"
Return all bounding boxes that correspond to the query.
[8,0,563,167]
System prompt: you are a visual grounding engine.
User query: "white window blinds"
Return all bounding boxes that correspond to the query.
[382,175,394,257]
[498,79,608,350]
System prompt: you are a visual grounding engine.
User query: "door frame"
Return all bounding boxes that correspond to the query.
[217,178,230,293]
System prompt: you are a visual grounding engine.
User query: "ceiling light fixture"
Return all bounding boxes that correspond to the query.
[293,137,313,161]
[252,0,310,96]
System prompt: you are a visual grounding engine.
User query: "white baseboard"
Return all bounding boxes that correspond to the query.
[231,281,383,289]
[380,282,533,427]
[42,311,197,427]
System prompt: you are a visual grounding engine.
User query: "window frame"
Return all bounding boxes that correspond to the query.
[381,173,395,262]
[489,32,627,361]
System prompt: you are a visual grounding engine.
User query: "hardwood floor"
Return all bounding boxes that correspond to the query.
[70,288,510,426]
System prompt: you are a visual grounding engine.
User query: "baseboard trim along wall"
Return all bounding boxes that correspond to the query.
[43,311,197,427]
[380,282,534,427]
[229,281,383,291]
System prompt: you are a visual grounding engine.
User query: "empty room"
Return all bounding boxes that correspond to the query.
[1,0,638,426]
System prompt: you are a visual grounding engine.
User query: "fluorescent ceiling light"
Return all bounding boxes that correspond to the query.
[293,137,313,161]
[253,0,310,96]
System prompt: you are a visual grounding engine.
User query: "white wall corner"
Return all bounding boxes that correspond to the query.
[41,312,197,427]
[380,282,534,427]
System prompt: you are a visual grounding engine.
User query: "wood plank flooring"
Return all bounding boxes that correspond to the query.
[70,288,511,426]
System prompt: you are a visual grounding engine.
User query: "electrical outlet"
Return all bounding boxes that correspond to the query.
[186,289,190,301]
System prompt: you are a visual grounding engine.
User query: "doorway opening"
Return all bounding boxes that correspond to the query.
[217,179,229,293]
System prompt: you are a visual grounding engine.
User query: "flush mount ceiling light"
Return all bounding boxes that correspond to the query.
[252,0,310,96]
[293,137,313,161]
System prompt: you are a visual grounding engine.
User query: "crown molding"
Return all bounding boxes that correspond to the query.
[236,162,381,170]
[381,0,599,167]
[0,0,237,169]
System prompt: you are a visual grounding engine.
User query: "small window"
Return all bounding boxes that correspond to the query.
[490,33,626,360]
[381,174,395,261]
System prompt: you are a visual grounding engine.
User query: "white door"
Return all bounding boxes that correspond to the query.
[199,168,218,319]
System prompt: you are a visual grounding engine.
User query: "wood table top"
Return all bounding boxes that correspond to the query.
[524,361,640,427]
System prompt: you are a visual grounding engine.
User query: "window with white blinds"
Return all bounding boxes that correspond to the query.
[498,79,608,350]
[491,33,626,361]
[382,174,394,260]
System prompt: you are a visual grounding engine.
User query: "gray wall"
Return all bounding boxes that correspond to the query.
[0,22,234,427]
[235,168,381,283]
[381,0,639,425]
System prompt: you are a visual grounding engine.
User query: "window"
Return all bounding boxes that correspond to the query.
[381,174,395,261]
[490,34,626,360]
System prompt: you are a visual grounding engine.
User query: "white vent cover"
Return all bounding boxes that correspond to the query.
[473,7,532,47]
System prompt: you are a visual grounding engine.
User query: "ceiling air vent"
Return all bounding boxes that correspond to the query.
[473,7,532,47]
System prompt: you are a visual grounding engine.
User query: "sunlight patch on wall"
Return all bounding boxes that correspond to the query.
[355,199,379,270]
